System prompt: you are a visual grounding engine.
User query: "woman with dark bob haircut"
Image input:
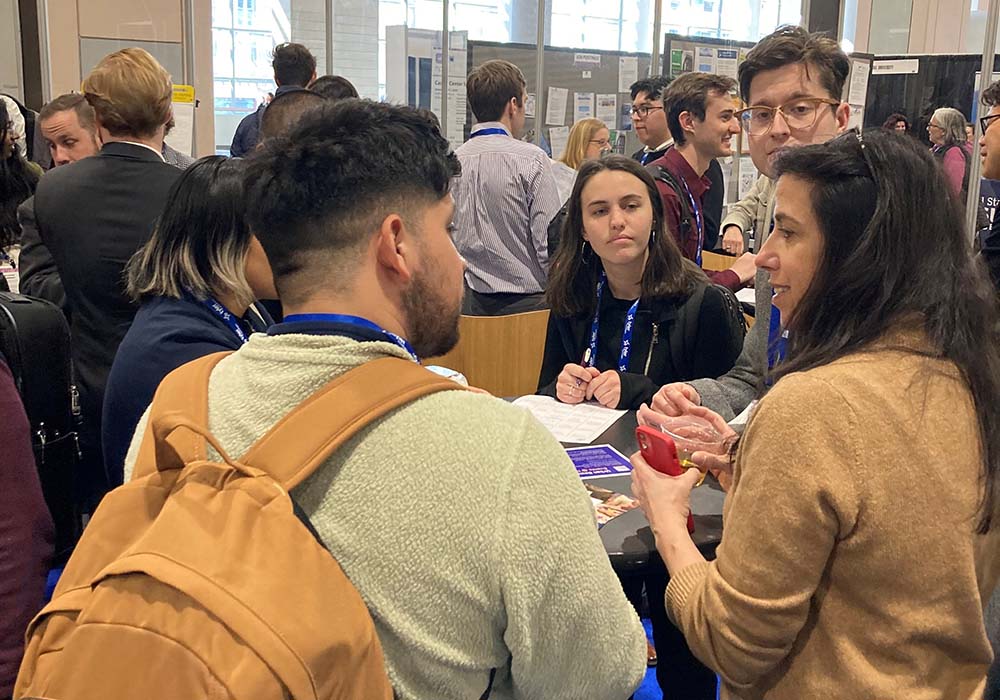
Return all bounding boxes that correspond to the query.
[103,156,276,481]
[537,154,744,410]
[632,129,1000,699]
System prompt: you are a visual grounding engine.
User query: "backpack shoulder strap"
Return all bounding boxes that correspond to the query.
[132,351,233,479]
[240,357,461,490]
[647,164,693,234]
[668,284,707,380]
[134,353,463,489]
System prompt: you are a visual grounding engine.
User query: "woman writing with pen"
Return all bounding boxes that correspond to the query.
[536,155,744,410]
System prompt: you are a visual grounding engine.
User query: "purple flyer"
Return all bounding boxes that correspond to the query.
[565,444,632,479]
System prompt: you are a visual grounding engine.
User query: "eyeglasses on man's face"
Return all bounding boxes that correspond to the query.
[630,105,664,119]
[980,113,1000,135]
[736,97,840,137]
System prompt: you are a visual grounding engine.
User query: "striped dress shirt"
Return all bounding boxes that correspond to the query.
[452,122,562,295]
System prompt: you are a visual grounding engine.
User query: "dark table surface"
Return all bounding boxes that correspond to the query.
[564,411,726,573]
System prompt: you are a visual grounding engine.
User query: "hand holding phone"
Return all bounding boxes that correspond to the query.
[635,426,695,533]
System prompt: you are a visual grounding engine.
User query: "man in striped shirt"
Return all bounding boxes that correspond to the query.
[452,60,562,316]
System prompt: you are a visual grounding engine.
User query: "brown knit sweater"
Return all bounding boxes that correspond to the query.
[666,331,1000,700]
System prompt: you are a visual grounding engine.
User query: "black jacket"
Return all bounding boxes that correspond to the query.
[537,284,744,409]
[32,142,181,428]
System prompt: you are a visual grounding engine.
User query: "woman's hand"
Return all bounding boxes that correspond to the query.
[586,370,621,408]
[555,363,600,404]
[686,405,739,492]
[630,449,702,539]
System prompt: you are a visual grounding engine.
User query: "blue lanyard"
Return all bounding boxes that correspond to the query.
[587,271,640,373]
[201,297,249,344]
[281,313,419,362]
[678,176,704,267]
[469,127,509,138]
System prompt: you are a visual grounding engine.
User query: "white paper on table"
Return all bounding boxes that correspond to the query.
[548,126,570,161]
[546,86,569,126]
[735,287,755,305]
[596,94,617,130]
[848,59,870,105]
[618,56,639,93]
[525,93,536,118]
[715,48,738,79]
[574,92,595,123]
[697,46,715,73]
[513,395,626,444]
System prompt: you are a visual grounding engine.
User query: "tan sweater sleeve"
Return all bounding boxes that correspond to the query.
[720,174,768,236]
[665,373,862,690]
[498,411,647,699]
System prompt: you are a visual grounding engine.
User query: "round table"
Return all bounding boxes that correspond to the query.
[565,411,726,573]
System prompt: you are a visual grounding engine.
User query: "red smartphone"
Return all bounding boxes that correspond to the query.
[635,426,695,533]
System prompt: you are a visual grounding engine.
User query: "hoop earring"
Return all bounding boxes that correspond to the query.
[649,229,657,246]
[581,240,593,263]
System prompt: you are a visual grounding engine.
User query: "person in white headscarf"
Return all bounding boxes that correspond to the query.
[0,96,28,156]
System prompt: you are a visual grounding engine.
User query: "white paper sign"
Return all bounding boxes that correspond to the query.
[574,92,595,123]
[596,94,617,131]
[546,86,569,126]
[738,156,758,201]
[716,49,738,80]
[525,92,536,118]
[574,53,601,67]
[697,46,715,73]
[165,102,195,157]
[848,59,871,106]
[549,126,570,161]
[872,59,919,75]
[618,56,639,93]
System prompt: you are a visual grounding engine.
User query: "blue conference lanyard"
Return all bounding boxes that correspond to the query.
[469,127,509,138]
[281,313,420,363]
[201,297,250,344]
[678,176,705,267]
[587,271,640,373]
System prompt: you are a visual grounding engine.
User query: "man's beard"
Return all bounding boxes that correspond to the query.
[401,266,461,360]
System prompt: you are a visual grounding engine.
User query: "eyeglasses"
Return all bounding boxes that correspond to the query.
[927,122,943,130]
[736,97,840,136]
[980,114,1000,135]
[630,105,664,119]
[589,138,611,147]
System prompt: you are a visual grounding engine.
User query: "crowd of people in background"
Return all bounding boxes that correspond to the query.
[0,21,999,700]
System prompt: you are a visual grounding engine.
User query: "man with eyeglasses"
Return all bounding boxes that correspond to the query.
[651,25,850,422]
[630,76,727,251]
[978,82,1000,292]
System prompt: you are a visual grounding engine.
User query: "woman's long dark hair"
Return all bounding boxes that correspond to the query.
[772,128,1000,533]
[0,98,39,250]
[546,154,704,317]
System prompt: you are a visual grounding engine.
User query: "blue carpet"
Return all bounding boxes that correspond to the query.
[635,618,662,700]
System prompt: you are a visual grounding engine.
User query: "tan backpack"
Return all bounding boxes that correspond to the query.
[15,352,462,700]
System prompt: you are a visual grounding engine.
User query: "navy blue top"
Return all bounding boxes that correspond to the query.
[229,85,307,157]
[101,295,273,483]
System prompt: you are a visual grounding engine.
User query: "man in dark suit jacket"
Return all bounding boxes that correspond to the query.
[33,48,181,506]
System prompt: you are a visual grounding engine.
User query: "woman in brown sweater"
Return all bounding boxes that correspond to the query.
[631,128,1000,700]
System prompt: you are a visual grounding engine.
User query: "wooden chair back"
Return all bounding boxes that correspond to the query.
[424,310,551,397]
[700,250,734,272]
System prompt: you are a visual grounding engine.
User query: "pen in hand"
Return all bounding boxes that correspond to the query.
[577,348,592,387]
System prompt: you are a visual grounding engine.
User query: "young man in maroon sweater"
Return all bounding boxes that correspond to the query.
[648,72,757,291]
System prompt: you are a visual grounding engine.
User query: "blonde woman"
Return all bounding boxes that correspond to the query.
[551,118,611,202]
